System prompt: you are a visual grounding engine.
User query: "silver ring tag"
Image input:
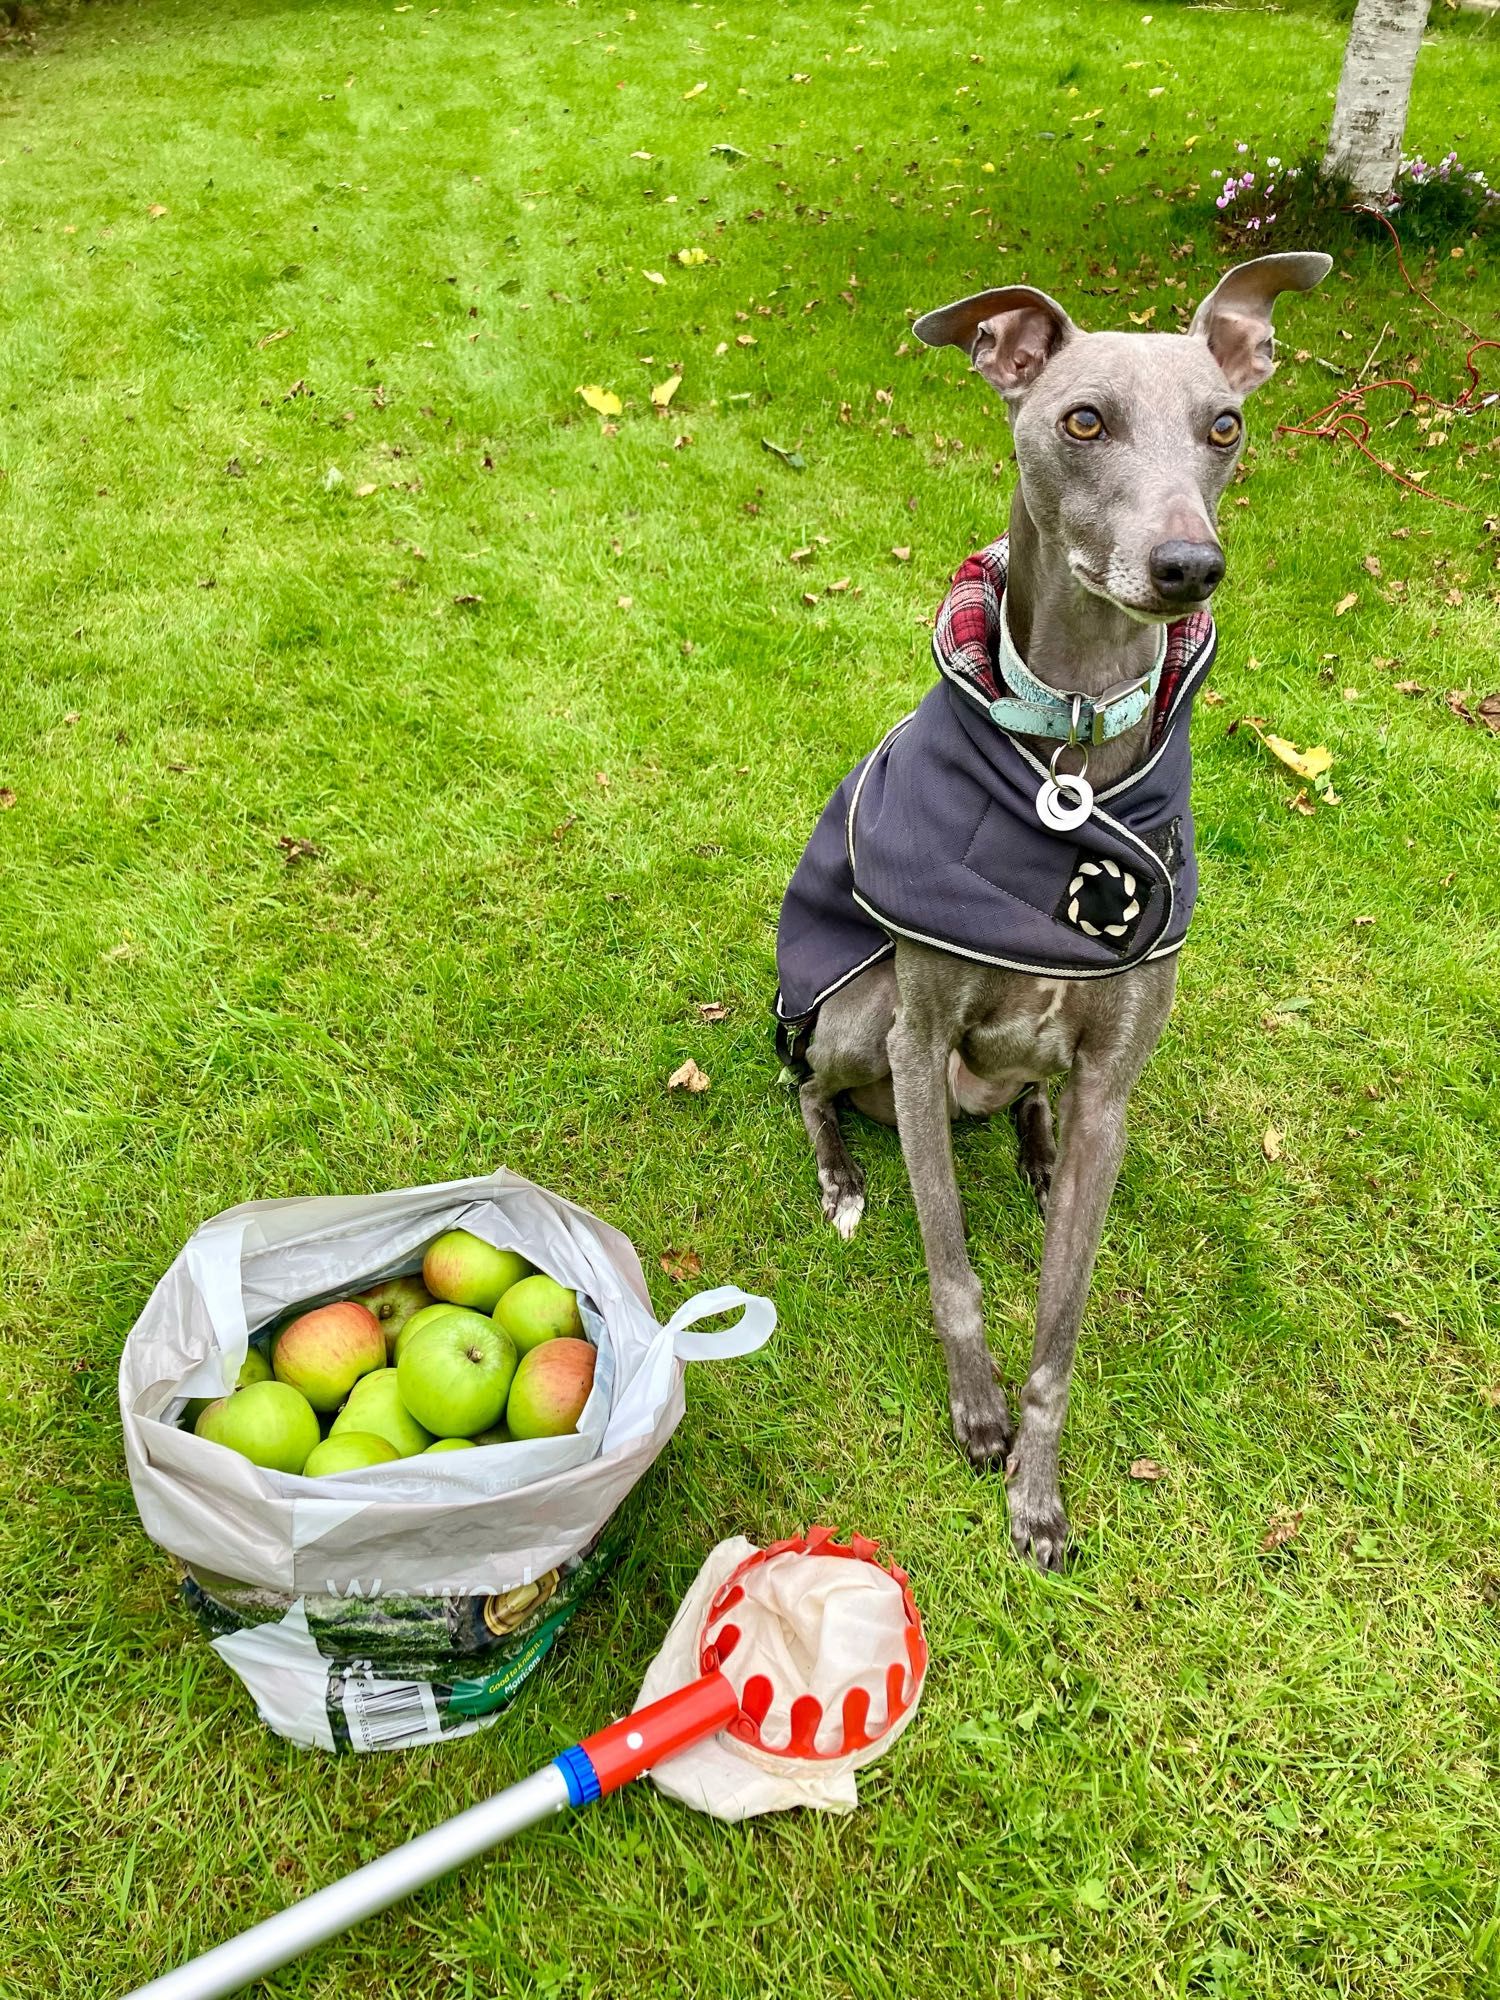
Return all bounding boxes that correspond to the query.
[1035,771,1094,832]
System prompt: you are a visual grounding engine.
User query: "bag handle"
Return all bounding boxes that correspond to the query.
[183,1214,253,1365]
[664,1286,776,1362]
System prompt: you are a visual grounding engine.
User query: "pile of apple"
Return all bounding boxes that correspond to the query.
[183,1230,598,1478]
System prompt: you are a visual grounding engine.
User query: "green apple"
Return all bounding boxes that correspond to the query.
[425,1437,477,1453]
[471,1422,513,1445]
[193,1396,231,1443]
[331,1368,433,1457]
[397,1317,517,1437]
[209,1380,321,1473]
[505,1338,596,1440]
[422,1230,532,1312]
[354,1275,436,1360]
[182,1345,273,1429]
[394,1300,471,1363]
[494,1273,583,1355]
[273,1301,386,1412]
[303,1431,400,1476]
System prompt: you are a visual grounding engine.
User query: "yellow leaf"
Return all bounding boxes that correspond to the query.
[577,384,622,417]
[1334,591,1358,615]
[651,373,682,408]
[683,79,707,98]
[630,149,654,160]
[676,246,708,266]
[642,269,666,286]
[1262,734,1333,783]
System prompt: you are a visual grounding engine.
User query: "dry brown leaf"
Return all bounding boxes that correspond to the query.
[1334,591,1358,616]
[697,1001,730,1023]
[660,1247,703,1281]
[0,788,15,809]
[256,326,293,349]
[1129,1458,1166,1482]
[668,1057,710,1093]
[789,546,813,563]
[148,203,169,219]
[277,834,322,865]
[802,591,819,606]
[891,545,912,562]
[735,332,757,347]
[1362,554,1382,576]
[1261,1506,1304,1551]
[1262,1126,1283,1161]
[1479,1383,1500,1408]
[828,577,851,593]
[1395,679,1426,696]
[616,594,634,610]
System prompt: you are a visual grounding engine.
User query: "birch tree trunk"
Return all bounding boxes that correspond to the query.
[1323,0,1431,200]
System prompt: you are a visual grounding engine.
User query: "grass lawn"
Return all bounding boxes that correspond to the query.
[3,0,1499,1993]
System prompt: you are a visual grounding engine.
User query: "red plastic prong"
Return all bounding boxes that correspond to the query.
[787,1694,823,1757]
[839,1686,873,1752]
[738,1673,774,1732]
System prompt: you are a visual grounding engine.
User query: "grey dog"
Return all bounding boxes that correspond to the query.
[779,251,1331,1568]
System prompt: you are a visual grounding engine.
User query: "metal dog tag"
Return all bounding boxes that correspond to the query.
[1035,771,1094,832]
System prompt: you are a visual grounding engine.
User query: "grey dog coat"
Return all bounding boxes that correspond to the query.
[774,536,1217,1033]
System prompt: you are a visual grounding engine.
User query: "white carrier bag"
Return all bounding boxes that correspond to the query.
[119,1170,773,1750]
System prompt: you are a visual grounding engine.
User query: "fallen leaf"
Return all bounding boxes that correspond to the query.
[277,834,322,864]
[789,546,813,563]
[148,203,168,219]
[453,592,482,607]
[1395,679,1426,695]
[1445,690,1477,725]
[683,79,707,98]
[660,1247,703,1281]
[256,326,293,349]
[651,373,683,409]
[761,438,807,470]
[642,269,667,286]
[736,332,757,347]
[802,591,819,606]
[322,465,343,489]
[1477,695,1500,736]
[697,1001,730,1022]
[1129,1458,1166,1481]
[630,149,654,160]
[1479,1383,1500,1409]
[1363,554,1382,577]
[891,545,912,562]
[616,594,634,610]
[709,142,749,161]
[1262,1126,1283,1161]
[668,1057,710,1093]
[1127,306,1157,326]
[676,246,708,266]
[828,577,851,592]
[1239,723,1334,786]
[224,456,245,478]
[354,481,377,498]
[0,788,15,809]
[577,384,623,417]
[1334,591,1358,616]
[1261,1507,1305,1552]
[1352,915,1376,928]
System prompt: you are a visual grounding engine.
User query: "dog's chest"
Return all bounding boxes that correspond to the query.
[959,978,1082,1085]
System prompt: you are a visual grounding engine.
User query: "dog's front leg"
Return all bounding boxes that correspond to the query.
[1005,1064,1130,1567]
[888,1006,1012,1467]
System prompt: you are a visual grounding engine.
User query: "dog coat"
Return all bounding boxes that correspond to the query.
[775,536,1217,1032]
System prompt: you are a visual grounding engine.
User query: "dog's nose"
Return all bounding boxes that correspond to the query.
[1148,538,1225,604]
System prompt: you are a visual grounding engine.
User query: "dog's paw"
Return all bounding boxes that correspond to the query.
[949,1376,1013,1470]
[1005,1467,1070,1571]
[818,1170,865,1241]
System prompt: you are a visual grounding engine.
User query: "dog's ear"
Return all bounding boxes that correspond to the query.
[1189,251,1333,394]
[913,285,1077,398]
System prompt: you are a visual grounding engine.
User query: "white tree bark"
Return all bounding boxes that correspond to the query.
[1324,0,1431,200]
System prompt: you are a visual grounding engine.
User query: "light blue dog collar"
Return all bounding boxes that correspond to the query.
[988,595,1168,746]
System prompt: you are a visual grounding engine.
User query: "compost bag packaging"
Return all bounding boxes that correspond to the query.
[119,1171,773,1752]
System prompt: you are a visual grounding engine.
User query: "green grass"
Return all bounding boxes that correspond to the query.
[2,0,1499,1993]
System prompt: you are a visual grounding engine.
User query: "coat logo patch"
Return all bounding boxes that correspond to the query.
[1055,855,1153,952]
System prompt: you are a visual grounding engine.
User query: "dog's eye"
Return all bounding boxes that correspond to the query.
[1061,406,1106,442]
[1209,410,1243,448]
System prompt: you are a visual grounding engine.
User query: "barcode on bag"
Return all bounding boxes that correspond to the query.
[341,1674,442,1752]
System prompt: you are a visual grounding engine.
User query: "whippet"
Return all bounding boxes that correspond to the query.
[776,252,1331,1567]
